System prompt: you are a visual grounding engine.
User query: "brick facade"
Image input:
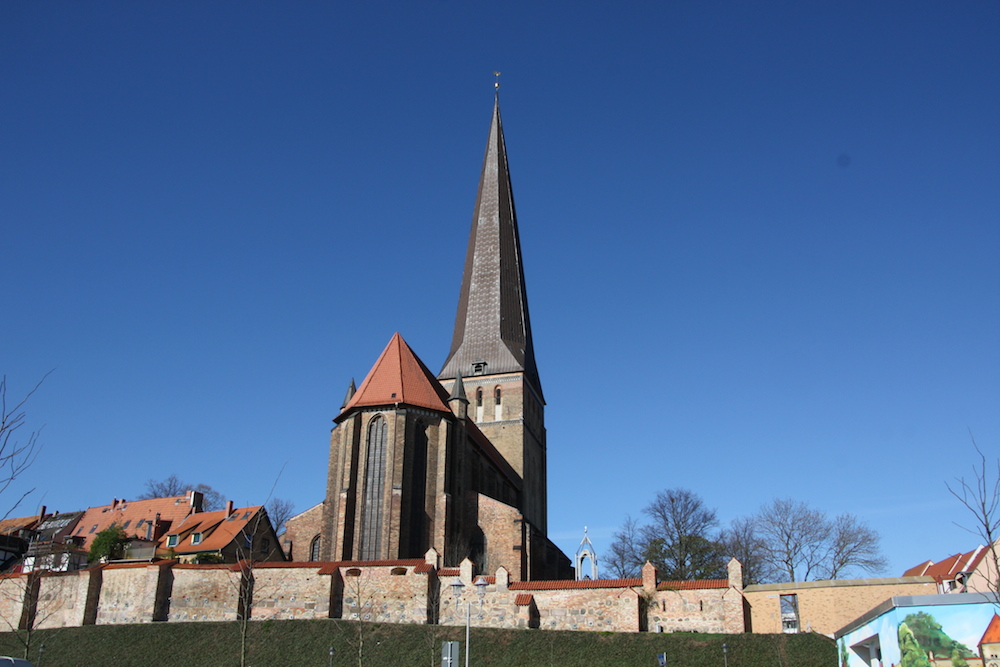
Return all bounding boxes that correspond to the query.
[743,576,937,635]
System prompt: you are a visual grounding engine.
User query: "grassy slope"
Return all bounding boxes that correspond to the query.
[0,620,835,667]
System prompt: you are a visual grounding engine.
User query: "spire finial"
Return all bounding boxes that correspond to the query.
[494,71,501,90]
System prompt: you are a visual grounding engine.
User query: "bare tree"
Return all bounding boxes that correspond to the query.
[753,498,886,582]
[825,513,888,579]
[641,488,726,580]
[604,489,726,581]
[604,515,645,579]
[138,475,225,511]
[337,568,386,667]
[946,437,1000,599]
[0,564,66,661]
[0,373,50,520]
[720,515,777,586]
[266,497,295,535]
[754,498,832,583]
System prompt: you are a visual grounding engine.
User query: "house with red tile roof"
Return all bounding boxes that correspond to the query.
[70,491,204,558]
[903,540,999,594]
[162,502,285,563]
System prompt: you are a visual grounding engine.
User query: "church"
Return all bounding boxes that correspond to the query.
[284,93,572,581]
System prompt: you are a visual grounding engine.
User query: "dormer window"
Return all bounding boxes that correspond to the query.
[472,361,487,375]
[191,532,203,545]
[167,535,178,547]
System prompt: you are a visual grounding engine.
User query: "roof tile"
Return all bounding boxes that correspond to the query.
[342,334,452,416]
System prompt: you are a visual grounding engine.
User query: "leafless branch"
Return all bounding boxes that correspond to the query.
[946,435,1000,599]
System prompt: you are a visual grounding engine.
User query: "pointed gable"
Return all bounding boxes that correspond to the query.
[438,94,542,398]
[340,333,451,418]
[980,614,1000,646]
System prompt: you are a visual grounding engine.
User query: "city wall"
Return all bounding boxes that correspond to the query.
[0,552,745,636]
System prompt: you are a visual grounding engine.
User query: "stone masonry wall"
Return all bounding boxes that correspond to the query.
[96,563,168,625]
[250,563,331,621]
[649,587,733,634]
[336,562,434,625]
[437,563,643,633]
[168,565,241,622]
[35,570,96,629]
[0,573,28,630]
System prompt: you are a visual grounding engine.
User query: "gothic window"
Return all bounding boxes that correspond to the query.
[475,388,483,407]
[494,386,502,420]
[309,535,321,562]
[360,415,388,560]
[407,421,428,558]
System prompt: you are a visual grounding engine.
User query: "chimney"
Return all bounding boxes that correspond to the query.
[38,506,47,522]
[226,500,234,517]
[188,490,204,514]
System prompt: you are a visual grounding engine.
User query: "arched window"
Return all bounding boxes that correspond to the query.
[494,386,502,420]
[475,387,484,421]
[360,415,388,560]
[309,535,321,562]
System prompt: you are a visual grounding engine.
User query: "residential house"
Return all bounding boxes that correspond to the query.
[70,491,204,560]
[0,508,48,570]
[904,539,1000,594]
[162,502,285,564]
[22,510,87,572]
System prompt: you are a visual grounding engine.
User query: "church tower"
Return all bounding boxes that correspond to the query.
[439,93,548,534]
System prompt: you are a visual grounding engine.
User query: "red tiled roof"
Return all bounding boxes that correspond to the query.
[438,568,460,577]
[73,494,200,551]
[164,506,265,554]
[510,578,643,591]
[981,614,1000,645]
[514,593,533,606]
[414,563,434,573]
[903,560,933,577]
[0,515,44,536]
[341,334,452,416]
[658,579,729,591]
[905,546,988,581]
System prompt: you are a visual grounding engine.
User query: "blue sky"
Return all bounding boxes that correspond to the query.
[2,1,997,577]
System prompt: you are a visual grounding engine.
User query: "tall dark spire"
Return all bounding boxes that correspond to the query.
[439,95,542,397]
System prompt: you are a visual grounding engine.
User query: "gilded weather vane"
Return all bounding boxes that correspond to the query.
[494,71,501,90]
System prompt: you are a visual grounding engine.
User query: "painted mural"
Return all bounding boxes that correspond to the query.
[838,599,1000,667]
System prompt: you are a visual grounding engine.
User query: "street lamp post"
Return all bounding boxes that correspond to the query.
[328,646,334,667]
[451,575,488,667]
[723,643,728,667]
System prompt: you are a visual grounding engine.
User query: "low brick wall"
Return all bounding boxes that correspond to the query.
[743,576,937,635]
